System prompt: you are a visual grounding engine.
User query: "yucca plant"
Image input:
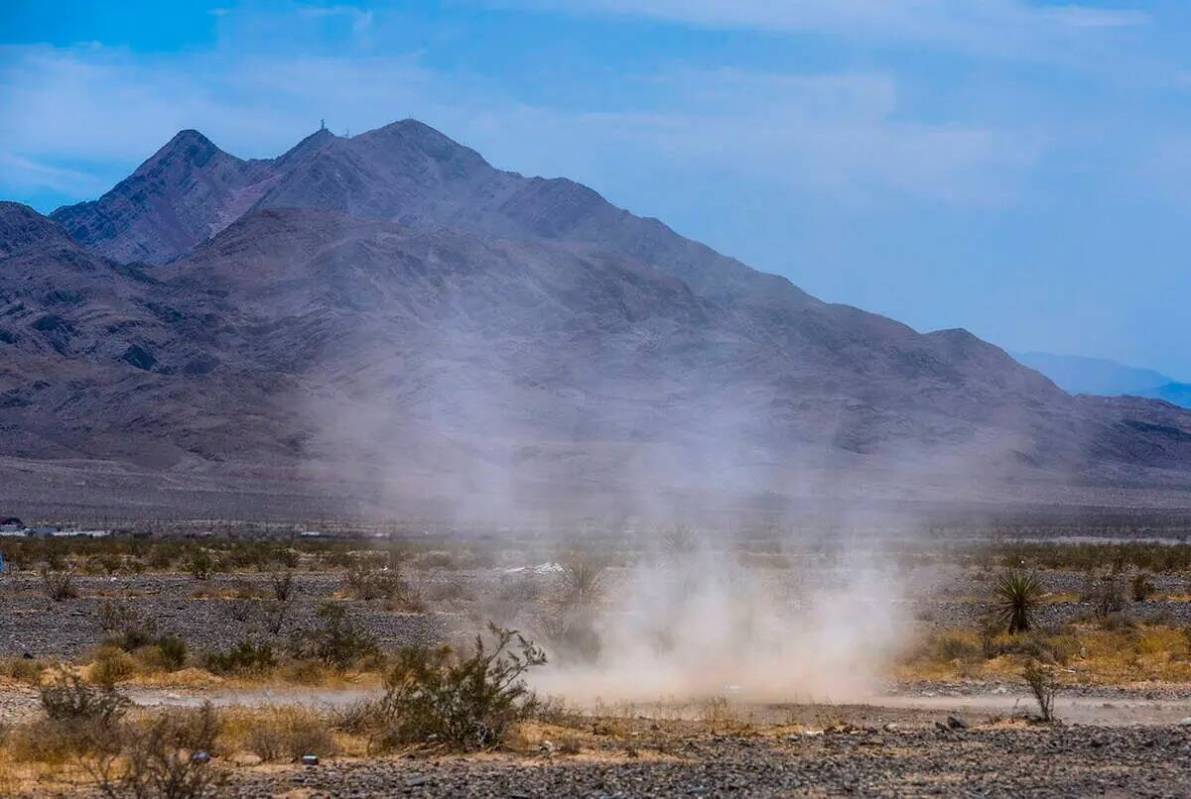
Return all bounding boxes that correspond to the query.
[994,571,1042,634]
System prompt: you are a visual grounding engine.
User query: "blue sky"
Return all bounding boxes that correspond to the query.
[2,0,1189,378]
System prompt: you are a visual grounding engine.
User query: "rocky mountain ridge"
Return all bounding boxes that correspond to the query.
[1,121,1188,519]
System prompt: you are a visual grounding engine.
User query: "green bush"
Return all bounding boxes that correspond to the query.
[156,636,189,672]
[372,624,546,750]
[1132,573,1156,602]
[204,641,276,675]
[187,550,215,581]
[289,602,378,669]
[98,601,159,651]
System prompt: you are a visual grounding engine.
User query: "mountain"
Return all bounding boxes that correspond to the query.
[1016,352,1191,410]
[1,121,1189,521]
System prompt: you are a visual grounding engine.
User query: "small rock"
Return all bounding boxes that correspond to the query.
[946,716,968,730]
[1177,717,1191,726]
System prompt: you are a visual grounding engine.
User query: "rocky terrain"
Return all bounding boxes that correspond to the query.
[1,120,1190,520]
[223,724,1191,799]
[2,534,1191,797]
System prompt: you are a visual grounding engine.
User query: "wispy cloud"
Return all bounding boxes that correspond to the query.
[0,150,108,197]
[497,0,1148,60]
[0,44,1039,210]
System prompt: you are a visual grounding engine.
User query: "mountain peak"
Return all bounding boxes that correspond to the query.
[0,202,75,258]
[275,127,339,167]
[355,118,490,168]
[137,129,223,174]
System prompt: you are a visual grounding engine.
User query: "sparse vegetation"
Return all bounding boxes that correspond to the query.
[87,703,223,799]
[1132,572,1156,602]
[40,670,130,726]
[204,642,277,676]
[41,568,78,601]
[1090,575,1126,618]
[289,602,378,669]
[343,554,422,610]
[243,707,337,762]
[269,569,294,603]
[98,601,159,651]
[1023,659,1059,722]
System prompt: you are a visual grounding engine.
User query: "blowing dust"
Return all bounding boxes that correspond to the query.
[529,538,910,705]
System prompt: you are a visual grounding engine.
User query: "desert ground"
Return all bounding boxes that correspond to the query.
[2,523,1191,797]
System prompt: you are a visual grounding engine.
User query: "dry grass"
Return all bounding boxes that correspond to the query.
[900,622,1191,685]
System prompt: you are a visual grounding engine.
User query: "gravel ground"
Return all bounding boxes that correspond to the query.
[220,722,1191,798]
[4,563,1191,659]
[0,572,453,658]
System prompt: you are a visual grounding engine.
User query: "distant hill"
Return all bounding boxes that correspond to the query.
[1016,352,1191,409]
[0,121,1189,520]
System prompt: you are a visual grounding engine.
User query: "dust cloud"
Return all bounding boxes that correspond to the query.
[529,537,911,705]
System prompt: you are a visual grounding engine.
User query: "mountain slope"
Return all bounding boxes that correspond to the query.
[0,122,1187,519]
[1017,351,1191,409]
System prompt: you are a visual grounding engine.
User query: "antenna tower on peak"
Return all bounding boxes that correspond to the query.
[320,118,326,131]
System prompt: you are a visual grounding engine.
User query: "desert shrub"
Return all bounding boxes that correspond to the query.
[221,598,259,625]
[1023,659,1059,722]
[279,659,327,685]
[994,571,1042,634]
[8,717,111,764]
[932,630,983,663]
[203,641,276,675]
[371,624,546,750]
[259,599,291,636]
[1099,611,1138,632]
[0,657,45,684]
[1132,573,1156,602]
[982,630,1080,666]
[1089,576,1126,618]
[496,575,540,606]
[331,699,381,735]
[415,551,460,571]
[88,703,224,799]
[558,549,608,606]
[41,568,78,601]
[155,636,189,672]
[535,603,601,664]
[98,601,159,651]
[270,570,295,603]
[289,602,377,669]
[425,580,473,604]
[228,580,261,600]
[41,670,130,723]
[343,556,418,606]
[91,647,137,686]
[244,708,337,762]
[187,550,215,581]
